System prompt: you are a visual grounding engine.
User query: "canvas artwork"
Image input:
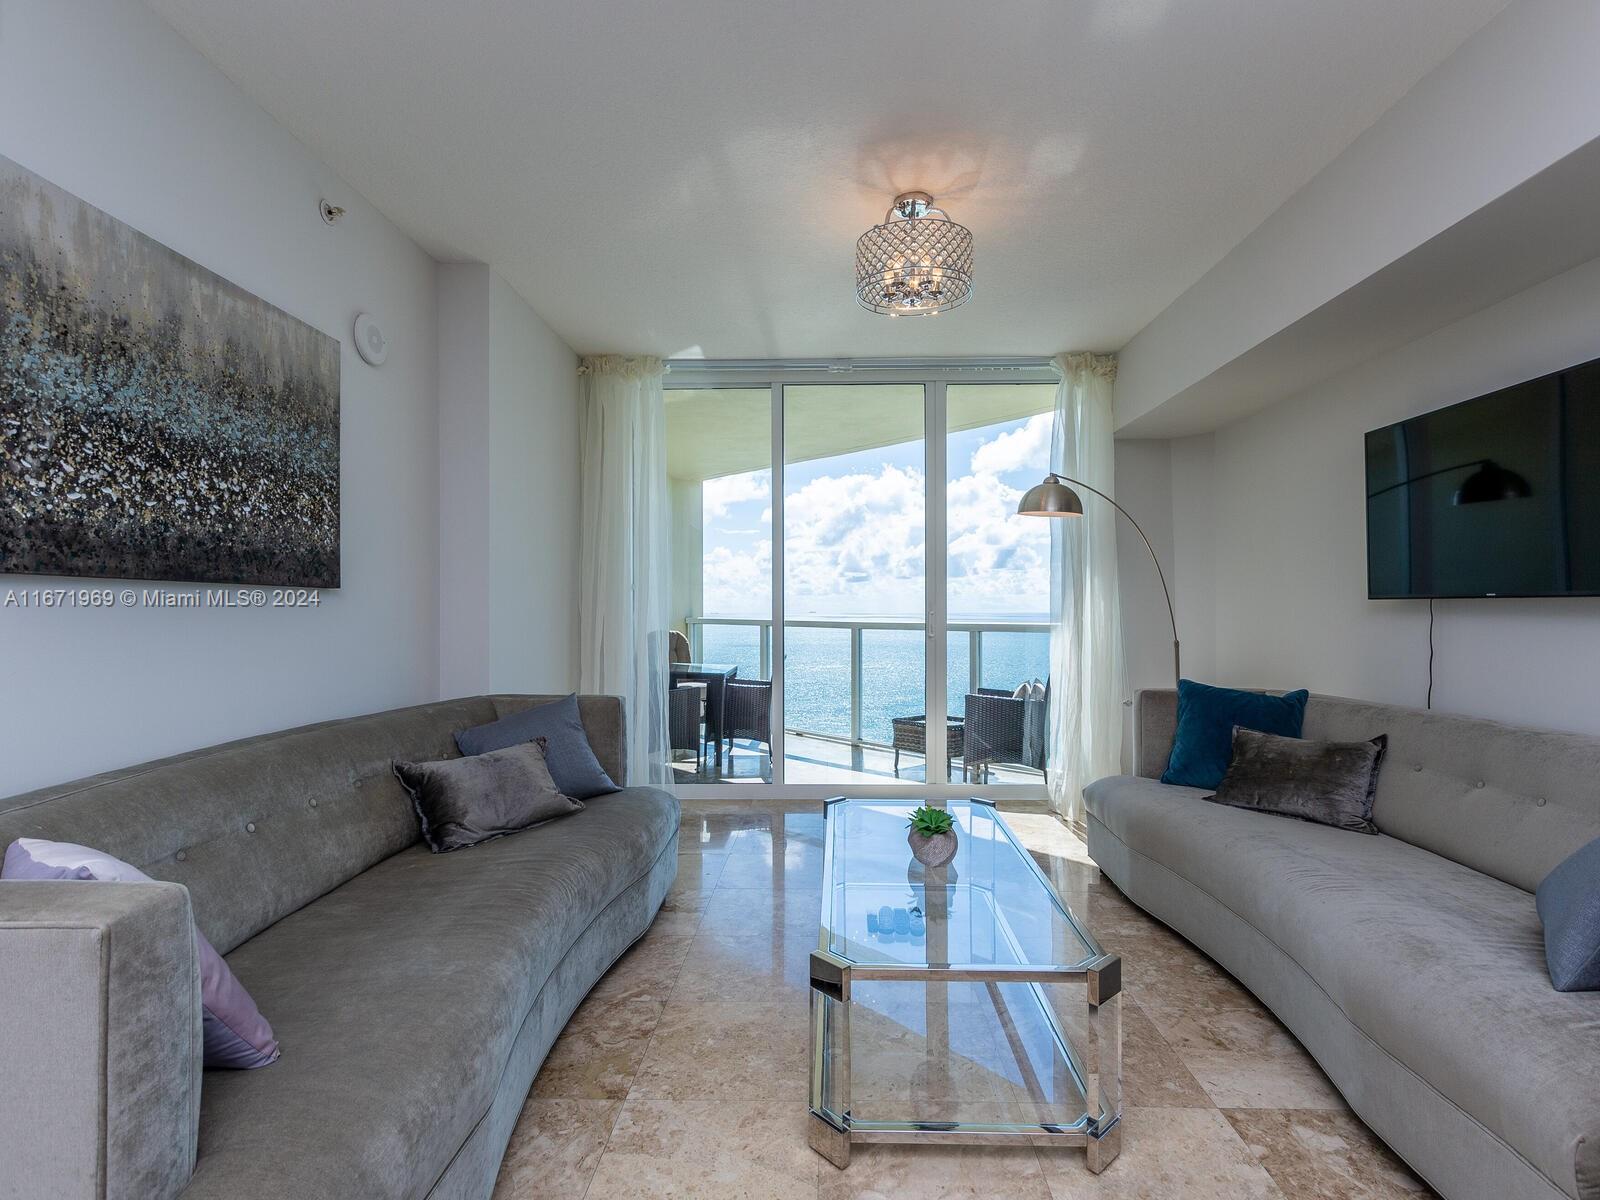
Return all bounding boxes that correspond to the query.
[0,155,340,587]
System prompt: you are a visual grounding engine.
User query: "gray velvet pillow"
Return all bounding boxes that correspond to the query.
[1205,726,1387,834]
[394,738,582,853]
[455,693,618,799]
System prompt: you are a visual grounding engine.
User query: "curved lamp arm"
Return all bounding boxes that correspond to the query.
[1044,473,1181,687]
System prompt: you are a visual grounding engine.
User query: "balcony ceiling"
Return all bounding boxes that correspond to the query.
[150,0,1507,360]
[665,384,1056,482]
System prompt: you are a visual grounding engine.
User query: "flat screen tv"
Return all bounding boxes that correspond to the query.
[1365,355,1600,599]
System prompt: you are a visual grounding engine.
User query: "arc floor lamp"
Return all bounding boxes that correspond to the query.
[1018,473,1180,686]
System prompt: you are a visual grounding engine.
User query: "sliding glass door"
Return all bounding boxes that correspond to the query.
[783,385,925,784]
[663,386,773,784]
[944,383,1057,784]
[665,365,1057,798]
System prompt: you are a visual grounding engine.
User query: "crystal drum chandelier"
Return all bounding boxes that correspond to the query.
[854,191,974,316]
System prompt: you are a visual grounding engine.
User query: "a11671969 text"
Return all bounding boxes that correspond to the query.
[3,587,324,609]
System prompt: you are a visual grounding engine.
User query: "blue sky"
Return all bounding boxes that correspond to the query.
[700,411,1053,619]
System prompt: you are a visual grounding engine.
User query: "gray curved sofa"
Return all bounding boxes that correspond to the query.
[0,694,679,1200]
[1086,690,1600,1200]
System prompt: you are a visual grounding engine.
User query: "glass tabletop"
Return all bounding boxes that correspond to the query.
[818,798,1101,974]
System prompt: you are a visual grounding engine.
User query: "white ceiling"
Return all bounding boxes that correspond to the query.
[148,0,1508,359]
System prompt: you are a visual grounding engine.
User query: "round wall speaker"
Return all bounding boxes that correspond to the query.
[353,312,388,366]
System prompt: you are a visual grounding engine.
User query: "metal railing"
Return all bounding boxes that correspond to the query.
[685,615,1050,748]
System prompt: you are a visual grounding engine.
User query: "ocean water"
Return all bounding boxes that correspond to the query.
[698,622,1051,744]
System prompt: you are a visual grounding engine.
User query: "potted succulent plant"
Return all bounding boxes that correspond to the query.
[906,805,958,868]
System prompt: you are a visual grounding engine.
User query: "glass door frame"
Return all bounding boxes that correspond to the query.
[668,360,1058,801]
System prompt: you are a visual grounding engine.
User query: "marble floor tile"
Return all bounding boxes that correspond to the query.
[1224,1108,1437,1199]
[630,1000,810,1101]
[653,853,726,934]
[819,1142,1054,1200]
[676,808,787,851]
[1112,928,1261,1023]
[1036,1107,1285,1200]
[1158,1007,1346,1109]
[1121,1000,1211,1108]
[716,842,827,889]
[1005,812,1094,859]
[648,907,707,937]
[666,850,728,899]
[669,926,816,1004]
[531,993,664,1099]
[585,1099,820,1200]
[700,886,823,936]
[1078,880,1156,934]
[491,1098,620,1200]
[589,932,695,1005]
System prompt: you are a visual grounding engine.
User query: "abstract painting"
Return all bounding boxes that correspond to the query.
[0,155,340,587]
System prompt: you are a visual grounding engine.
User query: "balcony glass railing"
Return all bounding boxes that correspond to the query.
[686,616,1051,750]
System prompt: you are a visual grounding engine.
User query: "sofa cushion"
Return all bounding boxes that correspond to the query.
[1205,728,1386,833]
[1160,680,1308,789]
[457,694,619,799]
[1536,834,1600,992]
[1087,774,1600,1200]
[394,738,582,852]
[179,785,678,1200]
[2,838,280,1070]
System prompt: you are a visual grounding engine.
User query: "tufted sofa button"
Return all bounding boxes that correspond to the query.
[309,797,319,809]
[175,849,187,863]
[1412,764,1423,772]
[245,822,257,834]
[1475,781,1486,789]
[1536,797,1547,807]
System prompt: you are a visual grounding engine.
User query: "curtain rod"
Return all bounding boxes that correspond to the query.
[663,356,1056,373]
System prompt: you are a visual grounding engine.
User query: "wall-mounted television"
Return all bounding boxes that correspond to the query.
[1365,355,1600,599]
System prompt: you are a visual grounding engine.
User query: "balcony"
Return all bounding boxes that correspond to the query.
[672,615,1050,787]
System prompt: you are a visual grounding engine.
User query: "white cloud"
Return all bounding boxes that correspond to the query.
[702,539,771,616]
[700,420,1055,618]
[970,412,1052,478]
[702,469,770,518]
[783,466,926,610]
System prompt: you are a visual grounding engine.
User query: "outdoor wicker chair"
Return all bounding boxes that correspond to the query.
[721,677,773,761]
[962,684,1049,783]
[668,682,705,773]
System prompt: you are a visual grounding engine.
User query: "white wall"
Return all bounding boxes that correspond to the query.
[0,1,442,793]
[486,272,579,693]
[1116,0,1600,432]
[1111,439,1179,767]
[437,264,579,697]
[436,265,494,695]
[1172,252,1600,735]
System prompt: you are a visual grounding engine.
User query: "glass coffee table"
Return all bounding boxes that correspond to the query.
[808,797,1122,1171]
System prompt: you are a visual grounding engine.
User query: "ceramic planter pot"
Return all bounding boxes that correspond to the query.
[907,828,958,868]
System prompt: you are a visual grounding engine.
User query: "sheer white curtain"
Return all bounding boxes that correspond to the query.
[1046,352,1125,825]
[577,355,671,787]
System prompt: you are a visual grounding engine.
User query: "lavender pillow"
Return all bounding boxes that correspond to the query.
[2,838,280,1069]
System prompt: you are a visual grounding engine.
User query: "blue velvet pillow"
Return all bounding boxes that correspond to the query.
[455,694,619,799]
[1536,834,1600,992]
[1160,679,1309,790]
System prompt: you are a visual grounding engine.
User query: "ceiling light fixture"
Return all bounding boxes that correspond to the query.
[855,191,974,317]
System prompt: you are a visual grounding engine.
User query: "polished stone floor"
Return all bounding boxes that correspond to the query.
[492,799,1436,1200]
